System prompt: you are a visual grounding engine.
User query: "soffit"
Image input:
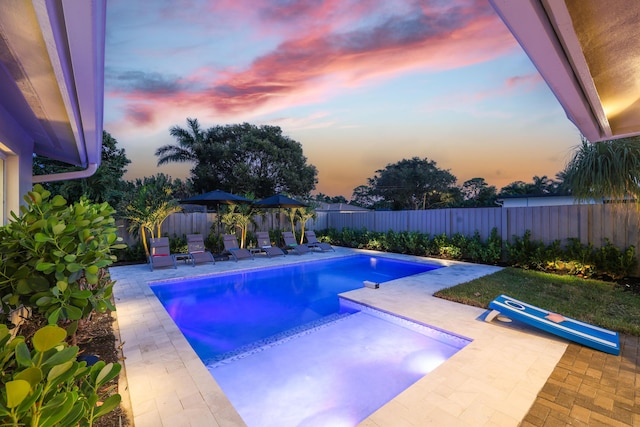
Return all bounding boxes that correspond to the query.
[490,0,640,142]
[0,0,105,167]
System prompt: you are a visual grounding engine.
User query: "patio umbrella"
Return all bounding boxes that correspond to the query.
[180,190,252,252]
[253,193,308,209]
[253,194,308,242]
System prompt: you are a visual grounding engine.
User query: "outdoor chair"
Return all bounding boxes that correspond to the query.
[255,232,286,257]
[304,231,335,252]
[149,237,177,271]
[282,231,311,255]
[186,234,215,266]
[222,234,254,261]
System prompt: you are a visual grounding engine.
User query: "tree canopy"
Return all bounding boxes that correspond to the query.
[33,131,131,207]
[460,178,497,207]
[156,119,318,198]
[367,157,458,210]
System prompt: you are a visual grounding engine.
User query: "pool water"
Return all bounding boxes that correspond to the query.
[151,254,441,362]
[150,255,469,426]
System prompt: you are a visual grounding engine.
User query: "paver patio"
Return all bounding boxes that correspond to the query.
[108,247,637,426]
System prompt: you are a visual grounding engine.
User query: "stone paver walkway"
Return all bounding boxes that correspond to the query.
[522,334,640,426]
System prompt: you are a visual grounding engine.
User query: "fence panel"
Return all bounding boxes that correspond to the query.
[118,205,640,270]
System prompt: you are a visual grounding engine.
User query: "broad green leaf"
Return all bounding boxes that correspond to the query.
[66,263,83,273]
[36,296,53,307]
[38,392,74,427]
[86,265,99,275]
[34,233,51,243]
[47,307,62,325]
[47,360,73,381]
[59,401,85,426]
[0,324,9,341]
[28,190,42,205]
[70,290,92,299]
[35,261,55,272]
[15,342,32,367]
[52,223,66,235]
[92,393,122,419]
[5,380,31,408]
[63,254,77,263]
[65,305,83,320]
[33,325,66,352]
[15,367,43,387]
[42,346,78,368]
[96,362,121,387]
[51,195,67,207]
[56,281,68,292]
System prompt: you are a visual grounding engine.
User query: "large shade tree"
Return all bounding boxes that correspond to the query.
[156,119,318,198]
[563,135,640,203]
[368,157,458,210]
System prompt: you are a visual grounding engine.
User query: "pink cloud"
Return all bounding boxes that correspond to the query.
[109,0,519,129]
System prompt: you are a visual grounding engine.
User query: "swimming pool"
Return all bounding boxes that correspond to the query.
[150,255,470,426]
[150,254,442,362]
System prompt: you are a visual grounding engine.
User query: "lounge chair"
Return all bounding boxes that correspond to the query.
[304,231,334,252]
[186,234,215,266]
[282,231,311,255]
[486,294,620,355]
[255,232,286,257]
[149,237,177,271]
[222,234,254,261]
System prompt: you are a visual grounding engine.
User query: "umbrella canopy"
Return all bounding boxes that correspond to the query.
[180,190,252,254]
[180,189,252,208]
[253,193,308,209]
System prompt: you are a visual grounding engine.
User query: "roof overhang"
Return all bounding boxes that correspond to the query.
[0,0,106,168]
[489,0,640,142]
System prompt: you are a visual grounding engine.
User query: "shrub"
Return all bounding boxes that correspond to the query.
[0,185,126,325]
[318,226,636,280]
[0,324,120,426]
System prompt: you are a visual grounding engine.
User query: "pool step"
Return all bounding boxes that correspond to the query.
[206,312,354,367]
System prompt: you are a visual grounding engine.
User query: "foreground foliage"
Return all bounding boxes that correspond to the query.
[434,267,640,336]
[0,186,126,325]
[0,324,121,426]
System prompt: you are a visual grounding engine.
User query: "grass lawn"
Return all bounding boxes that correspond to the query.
[434,267,640,336]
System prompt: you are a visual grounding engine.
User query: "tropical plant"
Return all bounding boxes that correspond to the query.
[0,324,121,426]
[221,204,256,248]
[563,135,640,203]
[0,185,126,326]
[296,206,317,244]
[121,174,181,258]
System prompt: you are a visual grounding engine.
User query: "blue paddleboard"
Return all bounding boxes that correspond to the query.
[488,294,620,355]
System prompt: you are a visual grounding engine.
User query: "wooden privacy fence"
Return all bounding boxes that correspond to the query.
[116,204,639,259]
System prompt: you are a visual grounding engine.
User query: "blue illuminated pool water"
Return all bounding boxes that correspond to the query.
[150,255,471,426]
[151,255,441,362]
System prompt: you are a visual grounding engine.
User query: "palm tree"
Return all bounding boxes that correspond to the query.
[563,135,640,203]
[221,204,255,248]
[296,206,317,244]
[155,118,207,165]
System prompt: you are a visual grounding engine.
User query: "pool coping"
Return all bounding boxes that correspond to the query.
[109,247,568,426]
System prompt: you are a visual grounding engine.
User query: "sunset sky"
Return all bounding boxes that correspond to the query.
[104,0,582,198]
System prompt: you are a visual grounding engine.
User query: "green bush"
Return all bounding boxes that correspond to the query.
[318,227,637,280]
[0,324,120,426]
[0,185,126,325]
